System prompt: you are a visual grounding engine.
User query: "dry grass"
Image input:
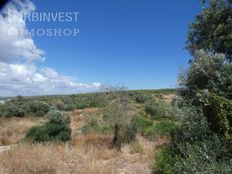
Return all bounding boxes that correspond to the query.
[0,107,170,174]
[72,133,113,148]
[70,108,99,136]
[0,117,45,145]
[129,141,144,154]
[0,134,161,174]
[0,142,117,174]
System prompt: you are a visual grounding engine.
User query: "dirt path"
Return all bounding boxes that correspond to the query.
[70,108,98,136]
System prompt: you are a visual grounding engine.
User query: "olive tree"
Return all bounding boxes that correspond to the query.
[102,87,132,151]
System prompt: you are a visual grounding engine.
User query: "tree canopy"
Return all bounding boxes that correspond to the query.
[186,0,232,61]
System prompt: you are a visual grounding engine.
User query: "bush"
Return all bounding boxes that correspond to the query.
[144,100,169,119]
[154,138,232,174]
[133,92,151,103]
[143,120,176,140]
[121,122,138,143]
[27,101,50,117]
[154,147,177,174]
[81,115,113,134]
[204,94,232,142]
[180,51,232,101]
[0,97,50,117]
[74,95,100,109]
[81,122,113,134]
[47,110,70,124]
[26,110,71,142]
[174,140,231,174]
[81,114,138,144]
[130,114,153,133]
[144,101,158,117]
[75,102,89,109]
[175,111,210,143]
[155,103,232,174]
[1,105,25,117]
[63,104,75,111]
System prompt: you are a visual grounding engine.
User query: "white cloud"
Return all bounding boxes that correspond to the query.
[0,0,44,63]
[0,0,101,96]
[0,62,101,96]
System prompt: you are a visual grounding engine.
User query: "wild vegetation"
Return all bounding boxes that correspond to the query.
[0,0,231,173]
[0,89,175,174]
[154,0,232,173]
[26,110,71,142]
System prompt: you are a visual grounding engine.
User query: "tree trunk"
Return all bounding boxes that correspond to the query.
[112,123,121,151]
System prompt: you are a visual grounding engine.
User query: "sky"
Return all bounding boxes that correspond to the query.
[0,0,202,96]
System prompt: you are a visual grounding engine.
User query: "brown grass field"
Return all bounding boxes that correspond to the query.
[0,94,173,174]
[0,117,46,145]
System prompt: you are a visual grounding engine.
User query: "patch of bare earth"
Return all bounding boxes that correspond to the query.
[154,94,176,104]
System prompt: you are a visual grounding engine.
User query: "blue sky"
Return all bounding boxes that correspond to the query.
[0,0,202,96]
[29,0,201,89]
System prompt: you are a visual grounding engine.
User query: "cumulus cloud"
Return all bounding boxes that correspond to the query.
[0,0,44,63]
[0,62,101,96]
[0,0,101,96]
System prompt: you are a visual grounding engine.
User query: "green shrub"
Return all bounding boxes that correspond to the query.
[154,138,232,174]
[154,110,232,173]
[121,122,138,143]
[179,51,232,100]
[132,92,151,103]
[144,101,158,117]
[26,110,71,142]
[155,104,232,174]
[204,94,232,142]
[26,125,49,142]
[1,105,25,117]
[154,147,177,174]
[74,95,100,109]
[81,122,113,134]
[81,115,113,134]
[82,115,138,143]
[171,140,231,174]
[171,105,211,143]
[75,102,89,109]
[120,114,156,142]
[27,101,50,117]
[131,114,153,133]
[47,110,70,124]
[144,100,169,119]
[155,121,176,135]
[143,120,176,140]
[63,104,75,111]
